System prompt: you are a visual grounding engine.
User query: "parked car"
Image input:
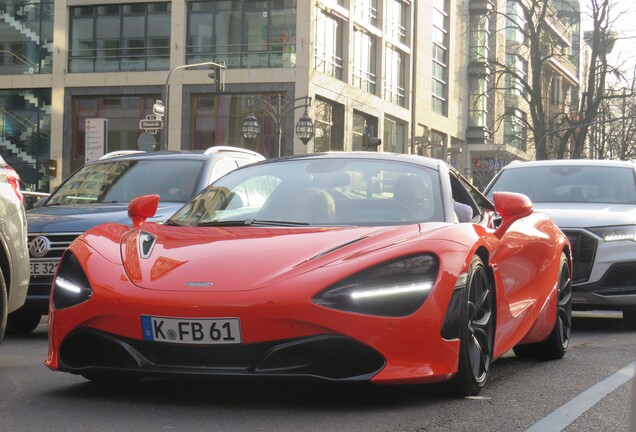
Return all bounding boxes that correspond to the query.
[483,159,636,329]
[0,156,30,343]
[45,152,571,396]
[11,146,264,335]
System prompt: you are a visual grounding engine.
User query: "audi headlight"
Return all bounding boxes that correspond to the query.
[312,254,439,317]
[589,225,636,242]
[52,251,92,309]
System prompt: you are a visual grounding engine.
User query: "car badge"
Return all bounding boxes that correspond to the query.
[185,282,213,287]
[29,236,51,258]
[139,231,156,259]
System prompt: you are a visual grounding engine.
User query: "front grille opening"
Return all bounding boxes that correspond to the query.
[602,262,636,293]
[57,329,385,381]
[563,230,597,283]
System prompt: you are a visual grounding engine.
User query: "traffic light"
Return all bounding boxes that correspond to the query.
[362,134,382,150]
[208,65,225,91]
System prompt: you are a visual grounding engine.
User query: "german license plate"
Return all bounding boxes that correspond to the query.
[30,260,59,276]
[141,316,242,344]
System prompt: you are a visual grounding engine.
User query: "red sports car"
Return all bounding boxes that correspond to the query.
[46,153,572,396]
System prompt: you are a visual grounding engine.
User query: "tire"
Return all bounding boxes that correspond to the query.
[6,308,43,335]
[623,310,636,330]
[449,255,495,396]
[513,253,572,359]
[0,268,8,344]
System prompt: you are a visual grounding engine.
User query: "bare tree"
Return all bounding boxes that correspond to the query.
[559,0,636,159]
[481,0,633,160]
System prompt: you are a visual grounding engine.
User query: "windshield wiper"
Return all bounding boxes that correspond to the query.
[245,219,310,226]
[194,219,310,227]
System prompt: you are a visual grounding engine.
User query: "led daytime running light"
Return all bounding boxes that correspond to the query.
[55,276,83,294]
[350,282,433,300]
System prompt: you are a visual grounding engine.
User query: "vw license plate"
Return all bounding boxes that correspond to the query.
[141,316,241,344]
[30,260,59,276]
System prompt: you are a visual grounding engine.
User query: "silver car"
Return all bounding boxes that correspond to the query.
[484,159,636,329]
[0,156,30,342]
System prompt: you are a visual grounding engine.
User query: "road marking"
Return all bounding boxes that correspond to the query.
[525,362,635,432]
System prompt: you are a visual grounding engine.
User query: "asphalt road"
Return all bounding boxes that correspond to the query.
[0,312,634,432]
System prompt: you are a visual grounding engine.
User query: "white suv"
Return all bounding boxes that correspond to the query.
[484,159,636,329]
[0,156,30,342]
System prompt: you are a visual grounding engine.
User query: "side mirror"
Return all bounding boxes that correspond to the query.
[493,191,533,238]
[128,194,160,227]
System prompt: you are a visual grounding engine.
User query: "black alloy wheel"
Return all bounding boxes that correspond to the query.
[450,255,495,396]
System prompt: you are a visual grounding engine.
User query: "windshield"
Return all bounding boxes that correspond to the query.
[46,159,205,205]
[486,165,636,204]
[168,158,444,227]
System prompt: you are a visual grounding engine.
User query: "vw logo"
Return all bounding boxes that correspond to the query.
[29,236,51,258]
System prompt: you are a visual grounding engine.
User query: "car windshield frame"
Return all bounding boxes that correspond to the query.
[485,165,636,204]
[45,159,206,206]
[167,157,446,227]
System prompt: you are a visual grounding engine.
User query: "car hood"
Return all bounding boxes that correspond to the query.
[533,203,636,228]
[111,222,447,292]
[27,203,183,233]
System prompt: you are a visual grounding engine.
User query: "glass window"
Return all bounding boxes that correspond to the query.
[468,78,488,127]
[505,54,527,96]
[431,0,449,116]
[383,117,406,153]
[504,108,527,151]
[506,0,526,44]
[352,28,377,94]
[486,165,636,205]
[385,45,405,107]
[469,14,489,63]
[313,98,344,152]
[314,7,343,80]
[353,0,378,27]
[385,0,408,45]
[168,158,445,227]
[71,95,160,172]
[47,159,205,205]
[69,2,171,72]
[187,0,297,68]
[190,93,281,158]
[0,0,54,74]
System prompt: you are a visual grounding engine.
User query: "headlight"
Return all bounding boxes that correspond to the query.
[589,225,636,242]
[312,254,439,317]
[52,251,92,309]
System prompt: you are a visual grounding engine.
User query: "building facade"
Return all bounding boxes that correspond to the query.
[0,0,578,193]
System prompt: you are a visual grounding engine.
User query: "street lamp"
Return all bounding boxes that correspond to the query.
[160,61,226,150]
[241,95,314,157]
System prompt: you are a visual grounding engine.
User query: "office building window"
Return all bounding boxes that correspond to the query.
[432,0,449,116]
[384,117,406,153]
[313,98,344,152]
[505,54,527,96]
[506,0,526,45]
[352,28,377,94]
[71,95,159,171]
[469,78,488,127]
[353,0,378,27]
[385,45,405,107]
[0,0,54,75]
[314,7,343,80]
[469,14,489,63]
[69,3,170,72]
[386,0,408,46]
[187,0,297,68]
[352,111,378,151]
[504,108,527,151]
